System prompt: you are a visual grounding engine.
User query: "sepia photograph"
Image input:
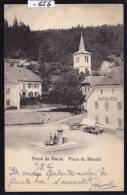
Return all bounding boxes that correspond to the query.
[4,3,124,192]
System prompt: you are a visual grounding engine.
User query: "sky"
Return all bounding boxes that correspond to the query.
[4,4,123,30]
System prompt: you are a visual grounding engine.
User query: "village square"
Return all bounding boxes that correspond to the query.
[4,4,124,191]
[5,28,124,152]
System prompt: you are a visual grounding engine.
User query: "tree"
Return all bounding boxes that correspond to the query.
[49,71,84,109]
[4,20,123,72]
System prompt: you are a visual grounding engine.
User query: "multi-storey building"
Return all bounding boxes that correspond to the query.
[86,67,124,131]
[5,66,42,109]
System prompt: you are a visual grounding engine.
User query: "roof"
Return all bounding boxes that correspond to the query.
[79,31,85,51]
[5,67,42,83]
[86,67,124,99]
[97,67,124,86]
[73,50,92,55]
[73,31,92,55]
[5,72,18,84]
[82,67,123,87]
[81,76,106,86]
[4,58,27,64]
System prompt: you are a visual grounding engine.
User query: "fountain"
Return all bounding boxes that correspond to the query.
[32,129,82,153]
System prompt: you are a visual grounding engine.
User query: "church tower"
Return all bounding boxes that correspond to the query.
[73,31,92,74]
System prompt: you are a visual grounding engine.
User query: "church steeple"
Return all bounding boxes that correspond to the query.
[73,30,92,74]
[79,31,85,51]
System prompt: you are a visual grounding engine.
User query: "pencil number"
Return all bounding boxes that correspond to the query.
[38,0,52,7]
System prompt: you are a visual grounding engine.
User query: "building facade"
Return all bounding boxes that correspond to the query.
[5,83,20,109]
[73,31,92,74]
[81,76,106,97]
[81,76,106,111]
[19,82,42,98]
[5,66,42,109]
[86,67,124,131]
[87,86,123,131]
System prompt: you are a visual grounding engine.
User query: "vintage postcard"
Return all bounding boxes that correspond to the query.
[4,3,124,192]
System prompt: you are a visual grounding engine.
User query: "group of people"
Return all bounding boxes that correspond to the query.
[49,133,59,144]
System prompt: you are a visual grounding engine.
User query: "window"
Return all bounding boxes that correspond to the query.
[28,84,33,88]
[6,99,10,106]
[86,56,88,63]
[101,89,103,95]
[112,88,114,95]
[95,115,99,123]
[34,92,39,97]
[85,56,86,62]
[34,84,39,89]
[105,117,109,124]
[6,88,10,95]
[117,102,122,111]
[28,92,33,97]
[95,101,98,109]
[22,92,26,97]
[85,88,86,93]
[105,102,109,111]
[118,118,122,127]
[88,87,89,92]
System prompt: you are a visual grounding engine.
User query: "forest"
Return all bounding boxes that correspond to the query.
[4,17,124,73]
[4,18,124,108]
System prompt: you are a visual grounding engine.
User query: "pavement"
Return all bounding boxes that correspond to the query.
[5,105,85,125]
[5,118,124,191]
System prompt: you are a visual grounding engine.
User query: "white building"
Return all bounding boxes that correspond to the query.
[5,66,42,109]
[73,31,92,74]
[81,76,106,97]
[81,76,106,111]
[86,67,124,131]
[5,72,20,109]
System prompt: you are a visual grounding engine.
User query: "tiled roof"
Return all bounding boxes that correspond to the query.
[5,67,42,83]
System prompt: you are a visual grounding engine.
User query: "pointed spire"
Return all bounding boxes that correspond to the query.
[79,31,85,51]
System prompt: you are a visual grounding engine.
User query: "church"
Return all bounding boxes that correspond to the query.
[73,31,92,74]
[74,32,124,135]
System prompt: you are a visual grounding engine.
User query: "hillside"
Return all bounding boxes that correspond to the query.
[4,18,123,73]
